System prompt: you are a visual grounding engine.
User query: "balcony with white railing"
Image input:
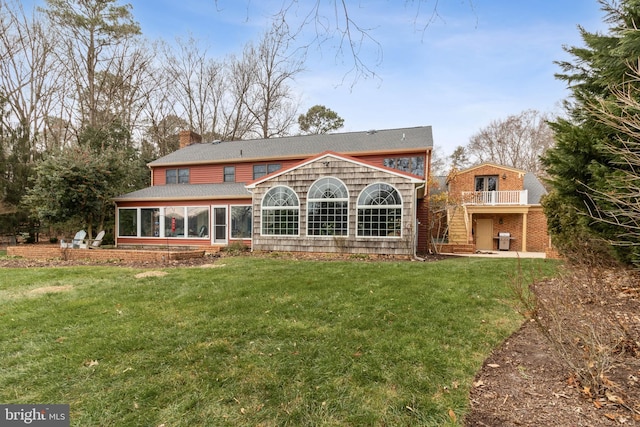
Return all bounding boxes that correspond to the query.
[461,190,528,206]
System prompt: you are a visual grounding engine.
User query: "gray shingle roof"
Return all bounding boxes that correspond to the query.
[149,126,433,166]
[523,173,547,204]
[113,183,249,201]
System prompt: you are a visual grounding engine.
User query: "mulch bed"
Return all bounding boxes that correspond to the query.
[466,266,640,426]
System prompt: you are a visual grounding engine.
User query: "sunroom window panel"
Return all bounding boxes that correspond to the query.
[165,207,185,237]
[141,208,159,237]
[231,206,252,238]
[188,207,209,238]
[118,209,137,236]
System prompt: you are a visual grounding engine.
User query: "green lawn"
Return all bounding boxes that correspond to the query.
[0,256,558,426]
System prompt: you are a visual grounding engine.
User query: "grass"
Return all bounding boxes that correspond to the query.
[0,256,558,426]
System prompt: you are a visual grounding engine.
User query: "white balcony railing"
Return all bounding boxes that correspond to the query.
[461,190,528,206]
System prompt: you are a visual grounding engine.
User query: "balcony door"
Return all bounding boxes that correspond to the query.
[475,176,498,192]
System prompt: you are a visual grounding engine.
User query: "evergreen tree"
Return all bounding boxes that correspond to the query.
[298,105,344,135]
[541,0,640,263]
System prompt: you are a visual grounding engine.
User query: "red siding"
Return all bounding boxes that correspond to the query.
[190,164,214,183]
[152,159,303,185]
[152,168,163,185]
[150,152,428,187]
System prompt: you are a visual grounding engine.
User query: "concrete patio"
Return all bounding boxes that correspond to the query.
[442,250,547,259]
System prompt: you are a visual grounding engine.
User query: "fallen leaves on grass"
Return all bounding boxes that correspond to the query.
[27,285,72,295]
[198,263,226,269]
[134,271,168,279]
[448,408,457,423]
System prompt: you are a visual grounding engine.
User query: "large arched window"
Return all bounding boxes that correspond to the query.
[261,186,299,236]
[357,183,403,237]
[307,177,349,236]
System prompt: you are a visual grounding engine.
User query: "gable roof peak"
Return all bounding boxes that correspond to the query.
[461,162,527,174]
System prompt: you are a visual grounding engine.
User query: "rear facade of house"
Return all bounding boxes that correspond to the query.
[113,127,433,257]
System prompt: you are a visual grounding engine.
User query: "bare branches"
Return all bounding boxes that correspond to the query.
[214,0,474,87]
[467,109,556,174]
[576,62,640,250]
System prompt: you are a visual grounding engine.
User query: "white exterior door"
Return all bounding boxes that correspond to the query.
[212,206,227,244]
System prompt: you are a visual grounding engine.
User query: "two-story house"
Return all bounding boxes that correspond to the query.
[436,163,550,254]
[113,127,433,257]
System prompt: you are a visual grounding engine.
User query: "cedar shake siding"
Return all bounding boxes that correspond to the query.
[248,154,422,256]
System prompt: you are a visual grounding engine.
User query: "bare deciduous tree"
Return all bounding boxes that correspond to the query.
[578,74,640,251]
[0,0,59,154]
[245,24,303,139]
[222,51,256,141]
[467,109,555,174]
[93,37,156,140]
[160,36,224,138]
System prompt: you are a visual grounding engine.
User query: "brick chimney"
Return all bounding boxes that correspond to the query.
[179,130,202,149]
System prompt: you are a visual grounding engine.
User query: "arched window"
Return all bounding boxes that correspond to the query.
[357,183,403,237]
[261,186,299,235]
[307,177,349,236]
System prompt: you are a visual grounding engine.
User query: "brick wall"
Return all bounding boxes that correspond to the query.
[526,208,549,252]
[446,164,550,253]
[449,164,524,196]
[7,245,210,262]
[416,199,430,253]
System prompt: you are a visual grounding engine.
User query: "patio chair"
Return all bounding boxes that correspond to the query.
[79,230,105,249]
[60,230,87,249]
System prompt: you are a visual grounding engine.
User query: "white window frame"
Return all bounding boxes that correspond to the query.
[260,186,300,237]
[356,182,404,238]
[117,206,211,239]
[306,177,349,237]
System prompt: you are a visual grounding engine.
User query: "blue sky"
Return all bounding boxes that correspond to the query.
[29,0,607,155]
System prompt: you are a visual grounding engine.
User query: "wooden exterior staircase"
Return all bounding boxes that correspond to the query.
[438,205,474,253]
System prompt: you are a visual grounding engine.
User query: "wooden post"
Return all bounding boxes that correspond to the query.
[522,212,528,252]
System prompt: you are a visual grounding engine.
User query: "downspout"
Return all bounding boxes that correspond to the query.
[245,186,255,252]
[413,182,426,261]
